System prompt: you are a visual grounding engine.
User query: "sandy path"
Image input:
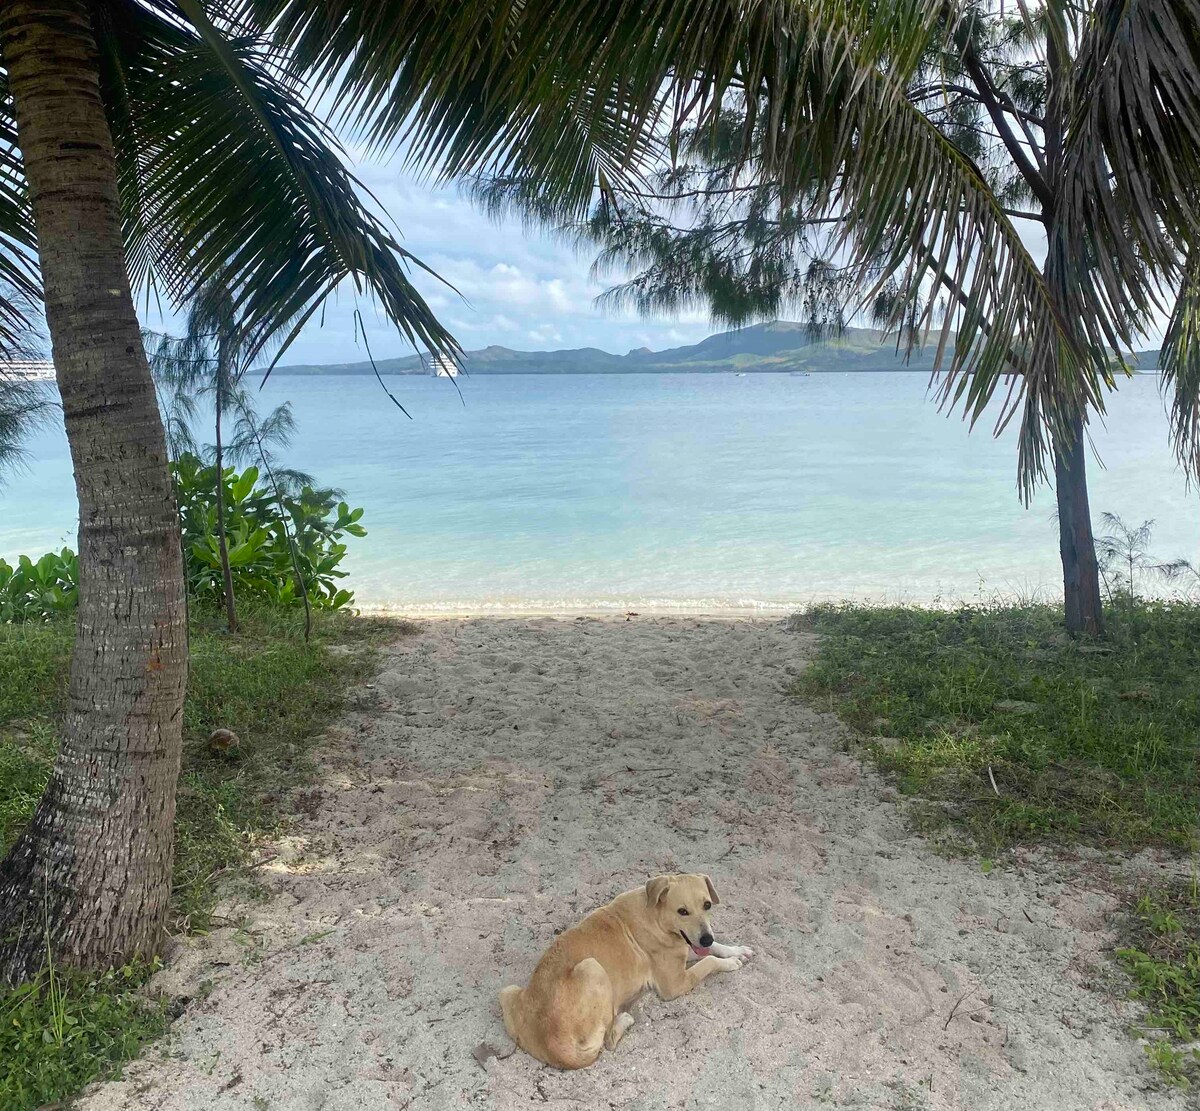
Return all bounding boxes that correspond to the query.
[82,617,1179,1111]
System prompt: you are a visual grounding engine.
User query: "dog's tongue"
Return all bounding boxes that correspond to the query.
[690,945,712,957]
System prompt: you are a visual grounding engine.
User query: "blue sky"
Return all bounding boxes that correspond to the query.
[145,161,717,368]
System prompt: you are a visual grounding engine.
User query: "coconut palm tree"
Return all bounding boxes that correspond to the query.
[463,0,1200,638]
[0,0,453,984]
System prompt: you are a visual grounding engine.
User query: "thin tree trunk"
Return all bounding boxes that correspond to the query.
[1042,25,1104,638]
[214,391,238,634]
[1054,411,1105,636]
[0,1,188,984]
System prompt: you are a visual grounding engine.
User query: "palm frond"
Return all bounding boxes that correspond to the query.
[1058,0,1200,351]
[94,0,456,368]
[808,41,1109,496]
[0,73,43,362]
[256,0,944,219]
[253,0,660,216]
[1160,250,1200,484]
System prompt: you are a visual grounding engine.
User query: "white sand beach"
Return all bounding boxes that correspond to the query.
[79,617,1182,1111]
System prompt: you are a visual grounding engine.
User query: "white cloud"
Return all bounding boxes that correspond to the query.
[544,279,573,314]
[527,324,563,345]
[138,158,720,365]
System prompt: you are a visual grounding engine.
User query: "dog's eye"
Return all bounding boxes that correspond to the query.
[677,908,689,916]
[703,901,712,911]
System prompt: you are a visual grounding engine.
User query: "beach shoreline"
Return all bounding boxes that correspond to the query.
[357,603,799,620]
[352,586,1064,619]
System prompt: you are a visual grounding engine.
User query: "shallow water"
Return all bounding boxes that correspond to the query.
[5,371,1196,611]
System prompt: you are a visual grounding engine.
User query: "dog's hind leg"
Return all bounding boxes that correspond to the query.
[545,957,615,1069]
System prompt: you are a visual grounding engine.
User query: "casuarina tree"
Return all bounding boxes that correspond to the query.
[468,1,1200,637]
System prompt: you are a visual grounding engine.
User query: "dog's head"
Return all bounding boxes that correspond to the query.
[644,873,721,955]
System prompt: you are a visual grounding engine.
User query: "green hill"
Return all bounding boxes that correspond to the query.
[273,321,1163,376]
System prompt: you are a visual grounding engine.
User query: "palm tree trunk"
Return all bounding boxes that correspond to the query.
[1054,411,1105,636]
[214,394,238,634]
[0,1,188,984]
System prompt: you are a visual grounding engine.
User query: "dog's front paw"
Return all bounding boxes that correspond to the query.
[720,955,744,971]
[726,945,755,961]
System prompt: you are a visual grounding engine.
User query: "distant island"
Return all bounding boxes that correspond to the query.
[273,320,1163,376]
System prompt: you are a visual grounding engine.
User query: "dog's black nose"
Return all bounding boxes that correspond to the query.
[699,932,713,948]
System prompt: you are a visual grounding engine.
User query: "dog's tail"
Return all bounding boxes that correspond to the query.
[499,984,523,1045]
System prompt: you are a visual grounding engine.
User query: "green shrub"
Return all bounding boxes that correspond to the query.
[0,457,366,624]
[174,452,365,611]
[0,550,78,623]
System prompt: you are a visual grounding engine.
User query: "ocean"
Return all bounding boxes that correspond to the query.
[4,371,1196,613]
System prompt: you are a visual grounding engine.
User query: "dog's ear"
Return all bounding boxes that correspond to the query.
[645,875,671,907]
[701,874,721,905]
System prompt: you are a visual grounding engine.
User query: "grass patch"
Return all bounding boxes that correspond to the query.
[1117,880,1200,1087]
[0,623,70,850]
[0,603,413,1109]
[794,599,1200,1086]
[793,599,1200,853]
[0,962,169,1109]
[173,605,404,928]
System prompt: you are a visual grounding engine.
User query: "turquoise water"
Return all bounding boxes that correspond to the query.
[4,372,1197,612]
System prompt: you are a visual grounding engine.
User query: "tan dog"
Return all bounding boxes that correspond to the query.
[499,873,754,1069]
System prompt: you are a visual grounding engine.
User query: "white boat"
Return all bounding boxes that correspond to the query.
[3,359,55,381]
[425,353,460,378]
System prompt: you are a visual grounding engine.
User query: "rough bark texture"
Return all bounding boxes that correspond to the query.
[0,1,188,984]
[1054,412,1105,636]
